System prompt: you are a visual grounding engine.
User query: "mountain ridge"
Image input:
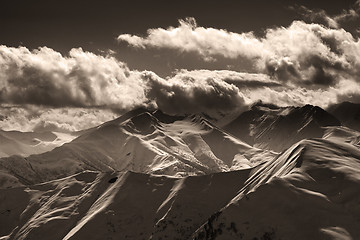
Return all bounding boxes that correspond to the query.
[1,134,360,240]
[328,101,360,132]
[224,103,341,152]
[0,108,274,188]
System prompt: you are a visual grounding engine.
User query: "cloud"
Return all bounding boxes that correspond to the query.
[0,65,359,132]
[291,2,360,29]
[0,105,118,132]
[334,78,360,103]
[334,9,359,24]
[118,19,360,88]
[0,46,147,110]
[142,70,248,115]
[0,67,265,131]
[0,45,253,116]
[0,69,252,131]
[144,69,360,114]
[261,22,360,87]
[2,22,360,132]
[165,69,281,88]
[291,5,340,28]
[0,45,260,127]
[118,17,264,61]
[244,77,360,109]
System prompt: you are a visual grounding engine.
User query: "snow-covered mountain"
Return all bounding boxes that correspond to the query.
[328,101,360,132]
[1,104,360,240]
[192,134,360,239]
[224,103,341,152]
[0,108,275,188]
[0,130,76,158]
[0,170,251,240]
[1,127,359,240]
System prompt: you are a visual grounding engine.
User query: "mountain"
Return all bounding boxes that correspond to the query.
[224,103,341,152]
[323,126,360,146]
[0,170,252,240]
[0,109,275,188]
[328,101,360,132]
[0,130,76,158]
[192,136,360,239]
[1,128,359,240]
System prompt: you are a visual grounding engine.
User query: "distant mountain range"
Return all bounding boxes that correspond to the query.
[1,102,360,240]
[2,102,360,188]
[0,130,76,158]
[0,108,274,188]
[224,103,340,152]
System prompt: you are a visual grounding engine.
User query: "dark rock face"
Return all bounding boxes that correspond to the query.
[328,101,360,132]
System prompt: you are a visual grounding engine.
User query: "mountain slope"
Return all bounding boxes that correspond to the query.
[192,137,360,240]
[323,126,360,146]
[1,133,360,240]
[0,109,275,188]
[0,169,251,240]
[0,130,75,158]
[224,103,341,152]
[328,101,360,132]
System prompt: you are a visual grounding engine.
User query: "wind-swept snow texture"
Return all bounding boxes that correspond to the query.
[1,133,360,239]
[0,170,251,240]
[192,136,360,240]
[1,106,360,240]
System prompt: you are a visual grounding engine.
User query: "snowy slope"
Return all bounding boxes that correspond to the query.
[224,103,340,152]
[2,105,359,240]
[323,126,360,146]
[0,130,76,158]
[1,133,360,240]
[0,170,251,240]
[192,136,360,240]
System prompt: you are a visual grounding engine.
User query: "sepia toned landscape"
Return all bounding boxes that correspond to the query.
[1,0,360,239]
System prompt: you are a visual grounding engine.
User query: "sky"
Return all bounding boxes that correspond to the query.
[0,0,360,132]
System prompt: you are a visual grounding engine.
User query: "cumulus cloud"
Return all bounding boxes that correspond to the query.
[0,45,265,130]
[0,45,253,116]
[0,46,147,110]
[334,78,360,103]
[118,17,264,61]
[142,70,247,115]
[3,17,360,132]
[0,70,251,132]
[261,22,360,87]
[144,69,360,113]
[0,65,359,132]
[0,67,260,131]
[118,18,360,88]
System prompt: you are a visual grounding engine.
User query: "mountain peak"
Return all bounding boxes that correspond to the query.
[224,104,340,152]
[125,111,160,134]
[152,109,186,124]
[328,101,360,131]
